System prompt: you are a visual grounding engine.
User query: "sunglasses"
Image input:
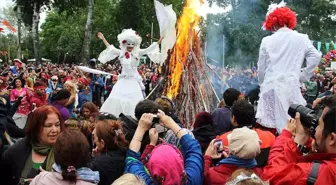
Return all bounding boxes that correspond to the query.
[52,79,58,81]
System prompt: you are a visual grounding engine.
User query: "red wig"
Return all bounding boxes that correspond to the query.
[263,7,297,31]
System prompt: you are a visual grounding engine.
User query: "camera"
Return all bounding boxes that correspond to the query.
[288,104,322,135]
[152,115,160,124]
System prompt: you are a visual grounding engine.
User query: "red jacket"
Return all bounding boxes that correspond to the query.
[203,155,263,185]
[30,93,47,108]
[263,130,336,185]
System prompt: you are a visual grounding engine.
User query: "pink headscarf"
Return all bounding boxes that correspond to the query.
[147,144,185,185]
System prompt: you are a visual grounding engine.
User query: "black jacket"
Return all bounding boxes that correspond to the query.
[88,149,126,185]
[0,137,32,185]
[192,124,216,154]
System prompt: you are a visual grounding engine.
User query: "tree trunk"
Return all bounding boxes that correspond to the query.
[32,2,41,64]
[17,6,22,60]
[80,0,94,64]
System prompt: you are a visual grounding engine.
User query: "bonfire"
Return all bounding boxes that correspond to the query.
[159,0,217,128]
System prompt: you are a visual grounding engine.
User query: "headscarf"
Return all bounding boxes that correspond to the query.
[146,144,185,185]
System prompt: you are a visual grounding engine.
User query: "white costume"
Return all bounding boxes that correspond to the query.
[98,29,161,118]
[256,27,321,133]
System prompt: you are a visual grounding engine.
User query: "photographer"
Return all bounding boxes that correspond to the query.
[124,110,204,185]
[263,95,336,185]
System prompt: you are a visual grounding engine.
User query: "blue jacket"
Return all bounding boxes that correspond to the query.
[78,88,92,109]
[124,134,204,185]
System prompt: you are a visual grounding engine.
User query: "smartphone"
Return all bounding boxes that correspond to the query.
[214,139,224,153]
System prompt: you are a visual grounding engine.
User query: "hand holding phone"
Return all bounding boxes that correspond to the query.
[214,139,224,154]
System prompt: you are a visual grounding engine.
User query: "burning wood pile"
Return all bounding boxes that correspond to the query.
[160,0,217,128]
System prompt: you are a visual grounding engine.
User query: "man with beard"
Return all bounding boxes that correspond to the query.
[263,95,336,185]
[30,81,48,108]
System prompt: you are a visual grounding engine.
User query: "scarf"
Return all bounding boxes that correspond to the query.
[217,155,257,169]
[52,163,100,184]
[31,142,55,171]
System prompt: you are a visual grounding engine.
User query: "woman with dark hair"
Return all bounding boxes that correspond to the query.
[81,102,99,122]
[30,130,100,185]
[19,71,34,90]
[88,118,128,185]
[0,105,64,185]
[10,78,32,116]
[192,112,216,154]
[51,89,71,121]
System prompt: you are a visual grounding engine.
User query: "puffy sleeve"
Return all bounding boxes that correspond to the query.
[258,38,267,85]
[139,42,162,64]
[300,35,321,82]
[98,44,121,64]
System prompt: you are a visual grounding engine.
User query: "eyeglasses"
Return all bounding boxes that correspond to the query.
[52,79,58,81]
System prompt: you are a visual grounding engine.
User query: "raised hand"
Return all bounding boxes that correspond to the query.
[138,113,154,132]
[149,128,159,146]
[97,32,105,40]
[157,109,175,129]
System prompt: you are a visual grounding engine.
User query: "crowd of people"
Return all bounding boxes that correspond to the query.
[0,1,335,184]
[0,57,334,185]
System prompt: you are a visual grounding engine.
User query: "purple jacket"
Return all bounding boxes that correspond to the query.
[51,102,70,121]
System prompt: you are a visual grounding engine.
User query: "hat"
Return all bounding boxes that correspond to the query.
[147,144,185,185]
[228,127,261,159]
[51,89,71,101]
[193,112,214,129]
[78,78,89,86]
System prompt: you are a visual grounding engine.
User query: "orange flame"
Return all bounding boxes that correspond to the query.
[166,0,203,99]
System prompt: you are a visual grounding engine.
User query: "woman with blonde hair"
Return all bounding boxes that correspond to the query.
[63,80,78,118]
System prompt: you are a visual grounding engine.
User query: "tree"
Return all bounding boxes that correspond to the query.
[13,0,87,63]
[80,0,94,63]
[39,0,184,63]
[205,0,336,67]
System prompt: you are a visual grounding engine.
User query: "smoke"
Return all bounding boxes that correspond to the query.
[204,0,264,101]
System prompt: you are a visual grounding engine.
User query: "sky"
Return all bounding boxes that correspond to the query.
[0,0,47,29]
[0,0,226,30]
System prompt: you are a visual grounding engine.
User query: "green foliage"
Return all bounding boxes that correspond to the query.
[205,0,336,67]
[39,0,184,63]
